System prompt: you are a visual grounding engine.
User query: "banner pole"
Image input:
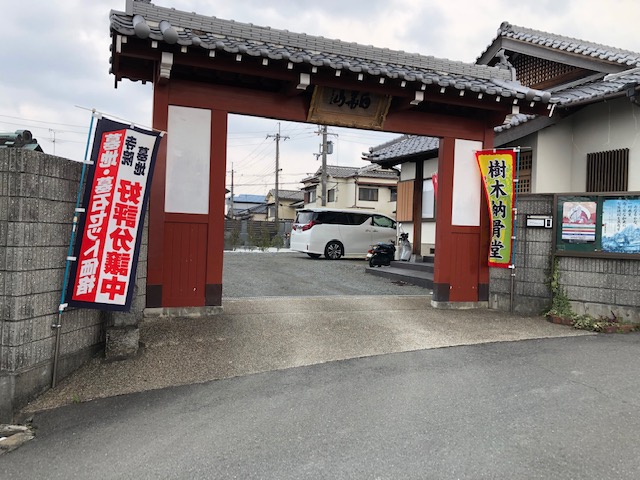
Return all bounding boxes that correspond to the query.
[509,147,521,313]
[52,110,97,388]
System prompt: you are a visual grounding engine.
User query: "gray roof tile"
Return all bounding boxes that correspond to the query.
[479,22,640,67]
[268,189,305,201]
[301,164,398,183]
[551,68,640,106]
[109,2,553,103]
[364,135,440,162]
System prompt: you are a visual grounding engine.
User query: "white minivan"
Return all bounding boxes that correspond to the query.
[290,208,397,259]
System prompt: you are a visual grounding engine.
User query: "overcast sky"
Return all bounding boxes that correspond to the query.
[2,0,639,196]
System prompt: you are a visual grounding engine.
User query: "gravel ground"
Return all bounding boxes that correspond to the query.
[222,250,429,297]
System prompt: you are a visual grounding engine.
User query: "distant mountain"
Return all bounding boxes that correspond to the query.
[602,224,640,253]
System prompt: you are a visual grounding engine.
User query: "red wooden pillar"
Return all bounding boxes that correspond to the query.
[148,84,228,309]
[147,83,169,308]
[205,110,228,306]
[432,135,491,306]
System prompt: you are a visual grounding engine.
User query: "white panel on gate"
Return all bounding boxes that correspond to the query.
[451,139,482,226]
[166,106,211,214]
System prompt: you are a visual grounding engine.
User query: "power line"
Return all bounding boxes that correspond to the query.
[0,114,90,130]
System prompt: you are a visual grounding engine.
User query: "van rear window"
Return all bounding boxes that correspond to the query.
[295,211,317,224]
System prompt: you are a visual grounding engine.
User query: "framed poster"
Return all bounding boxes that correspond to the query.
[554,194,640,258]
[561,201,597,242]
[601,198,640,253]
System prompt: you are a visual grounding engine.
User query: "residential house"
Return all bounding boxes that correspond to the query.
[479,21,640,194]
[365,136,439,256]
[265,189,305,221]
[366,22,640,257]
[300,164,399,217]
[226,194,267,220]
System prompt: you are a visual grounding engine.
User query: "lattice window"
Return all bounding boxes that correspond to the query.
[516,150,532,194]
[586,149,629,192]
[511,55,584,89]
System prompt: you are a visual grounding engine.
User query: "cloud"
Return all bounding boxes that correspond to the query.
[3,0,640,193]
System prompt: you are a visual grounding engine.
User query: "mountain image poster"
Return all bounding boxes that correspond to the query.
[601,198,640,254]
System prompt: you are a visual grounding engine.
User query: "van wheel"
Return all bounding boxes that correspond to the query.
[307,253,321,259]
[325,241,343,260]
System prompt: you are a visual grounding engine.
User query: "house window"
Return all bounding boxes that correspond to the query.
[516,150,532,194]
[586,148,629,192]
[327,188,335,203]
[422,178,435,219]
[390,187,397,202]
[306,189,316,203]
[268,206,275,218]
[358,187,378,202]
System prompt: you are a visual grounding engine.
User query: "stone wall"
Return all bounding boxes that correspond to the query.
[489,194,640,321]
[0,149,146,422]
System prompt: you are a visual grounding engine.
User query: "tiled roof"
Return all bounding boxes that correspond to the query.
[355,164,399,179]
[268,189,304,201]
[109,2,553,104]
[478,22,640,129]
[479,22,640,67]
[493,114,537,133]
[302,164,397,183]
[364,135,439,162]
[325,165,359,178]
[231,194,266,204]
[550,68,640,106]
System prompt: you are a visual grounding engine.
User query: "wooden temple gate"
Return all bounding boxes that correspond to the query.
[110,0,551,310]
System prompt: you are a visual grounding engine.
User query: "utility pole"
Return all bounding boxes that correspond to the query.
[49,129,58,155]
[321,125,328,206]
[315,126,337,206]
[267,124,289,228]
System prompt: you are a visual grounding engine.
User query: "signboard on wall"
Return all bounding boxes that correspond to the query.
[307,86,391,130]
[67,117,163,311]
[555,194,640,257]
[476,149,516,268]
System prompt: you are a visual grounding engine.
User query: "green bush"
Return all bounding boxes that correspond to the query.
[545,258,573,318]
[271,234,284,250]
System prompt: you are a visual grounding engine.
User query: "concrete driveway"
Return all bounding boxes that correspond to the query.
[22,293,591,415]
[222,250,429,297]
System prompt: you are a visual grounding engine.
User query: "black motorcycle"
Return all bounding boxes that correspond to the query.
[367,242,396,267]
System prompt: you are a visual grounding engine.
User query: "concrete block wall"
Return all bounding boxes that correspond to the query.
[0,149,145,422]
[489,194,640,321]
[560,257,640,321]
[489,194,554,314]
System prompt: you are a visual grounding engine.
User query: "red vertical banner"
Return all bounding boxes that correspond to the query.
[68,118,163,311]
[475,149,516,268]
[432,172,438,199]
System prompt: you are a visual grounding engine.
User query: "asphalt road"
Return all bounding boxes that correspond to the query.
[5,334,640,479]
[222,250,429,297]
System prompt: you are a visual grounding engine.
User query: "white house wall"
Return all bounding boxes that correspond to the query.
[530,98,640,194]
[423,158,438,178]
[535,124,573,193]
[400,162,416,181]
[314,177,396,217]
[570,98,640,191]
